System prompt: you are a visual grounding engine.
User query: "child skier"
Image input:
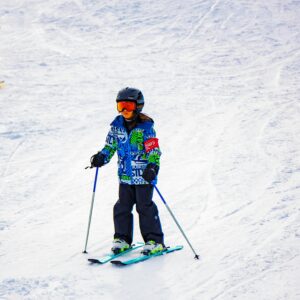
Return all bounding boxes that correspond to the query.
[90,87,164,255]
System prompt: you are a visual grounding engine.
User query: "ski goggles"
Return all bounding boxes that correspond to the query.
[117,101,136,112]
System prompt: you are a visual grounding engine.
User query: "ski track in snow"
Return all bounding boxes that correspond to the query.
[1,0,300,299]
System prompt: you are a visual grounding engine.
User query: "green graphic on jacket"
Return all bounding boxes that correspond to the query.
[130,130,144,150]
[104,143,116,161]
[148,153,160,166]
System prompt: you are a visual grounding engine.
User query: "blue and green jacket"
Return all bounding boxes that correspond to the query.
[100,115,161,185]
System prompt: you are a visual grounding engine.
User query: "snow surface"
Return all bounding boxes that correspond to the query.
[1,0,300,299]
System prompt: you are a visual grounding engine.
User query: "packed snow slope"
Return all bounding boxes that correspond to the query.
[1,0,300,299]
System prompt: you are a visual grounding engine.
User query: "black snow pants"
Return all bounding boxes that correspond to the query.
[113,184,164,245]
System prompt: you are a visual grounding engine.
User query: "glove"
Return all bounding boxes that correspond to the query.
[142,163,159,183]
[90,153,105,168]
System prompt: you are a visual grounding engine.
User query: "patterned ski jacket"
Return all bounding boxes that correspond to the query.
[100,115,161,185]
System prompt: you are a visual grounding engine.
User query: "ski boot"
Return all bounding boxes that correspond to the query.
[111,238,130,254]
[141,240,164,255]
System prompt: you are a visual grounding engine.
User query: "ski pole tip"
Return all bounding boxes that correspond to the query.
[82,250,88,254]
[194,254,200,260]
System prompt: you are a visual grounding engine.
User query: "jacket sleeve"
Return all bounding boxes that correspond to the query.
[143,127,162,167]
[100,127,117,164]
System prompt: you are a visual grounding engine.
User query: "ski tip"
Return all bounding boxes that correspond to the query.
[88,258,102,264]
[111,260,126,266]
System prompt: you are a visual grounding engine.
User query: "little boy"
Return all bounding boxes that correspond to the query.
[90,87,164,255]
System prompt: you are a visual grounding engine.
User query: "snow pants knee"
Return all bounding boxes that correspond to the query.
[113,184,164,245]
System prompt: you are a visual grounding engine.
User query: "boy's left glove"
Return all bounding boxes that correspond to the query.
[142,163,159,183]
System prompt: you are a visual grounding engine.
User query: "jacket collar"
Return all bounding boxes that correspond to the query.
[111,115,153,130]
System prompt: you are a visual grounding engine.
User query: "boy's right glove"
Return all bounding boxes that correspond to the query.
[142,163,159,183]
[90,153,105,168]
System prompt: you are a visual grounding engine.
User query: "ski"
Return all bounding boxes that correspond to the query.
[88,243,144,264]
[110,245,183,266]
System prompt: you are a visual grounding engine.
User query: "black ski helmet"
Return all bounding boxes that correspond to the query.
[116,87,144,113]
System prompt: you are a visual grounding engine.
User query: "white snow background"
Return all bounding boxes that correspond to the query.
[1,0,300,299]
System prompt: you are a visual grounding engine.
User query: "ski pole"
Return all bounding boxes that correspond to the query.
[153,184,200,260]
[83,167,99,254]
